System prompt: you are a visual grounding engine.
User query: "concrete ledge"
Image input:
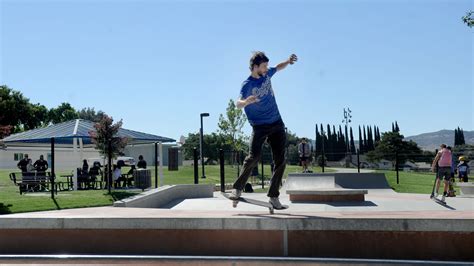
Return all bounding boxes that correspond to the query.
[458,182,474,196]
[1,214,473,232]
[286,174,369,202]
[113,184,214,208]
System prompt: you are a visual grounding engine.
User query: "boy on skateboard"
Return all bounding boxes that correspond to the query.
[229,51,297,210]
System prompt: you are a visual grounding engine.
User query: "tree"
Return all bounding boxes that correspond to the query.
[350,127,356,154]
[455,128,460,146]
[358,126,363,153]
[363,125,368,154]
[0,125,12,139]
[365,131,422,165]
[48,103,78,124]
[375,126,381,144]
[182,132,234,163]
[455,127,466,146]
[315,125,321,156]
[285,130,301,165]
[77,107,106,122]
[463,11,473,27]
[367,126,374,151]
[327,124,333,159]
[89,115,128,160]
[89,115,127,193]
[0,85,40,134]
[218,99,247,152]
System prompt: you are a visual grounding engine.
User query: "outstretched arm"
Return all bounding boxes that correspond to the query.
[236,95,259,109]
[276,54,298,72]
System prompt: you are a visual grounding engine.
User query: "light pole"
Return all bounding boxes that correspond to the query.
[200,113,209,178]
[342,107,352,167]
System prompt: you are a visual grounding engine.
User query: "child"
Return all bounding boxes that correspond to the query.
[457,156,470,182]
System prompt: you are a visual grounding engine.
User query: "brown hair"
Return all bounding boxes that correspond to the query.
[249,51,269,70]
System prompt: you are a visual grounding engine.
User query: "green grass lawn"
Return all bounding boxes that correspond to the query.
[379,170,461,195]
[0,164,324,214]
[2,165,461,214]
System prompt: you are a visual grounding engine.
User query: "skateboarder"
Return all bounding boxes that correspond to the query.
[431,144,452,202]
[229,51,298,210]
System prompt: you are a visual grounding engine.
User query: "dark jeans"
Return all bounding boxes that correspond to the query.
[233,119,286,198]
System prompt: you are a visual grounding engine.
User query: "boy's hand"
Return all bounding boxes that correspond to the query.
[245,95,259,106]
[288,54,298,65]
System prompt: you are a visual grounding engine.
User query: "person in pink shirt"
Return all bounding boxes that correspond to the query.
[431,144,452,202]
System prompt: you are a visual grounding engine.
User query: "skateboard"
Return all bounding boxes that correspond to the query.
[431,196,446,205]
[222,192,288,214]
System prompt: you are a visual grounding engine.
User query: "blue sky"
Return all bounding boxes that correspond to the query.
[1,0,472,141]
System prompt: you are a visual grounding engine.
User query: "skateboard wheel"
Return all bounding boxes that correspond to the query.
[269,208,274,214]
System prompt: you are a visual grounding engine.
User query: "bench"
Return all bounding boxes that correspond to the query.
[285,173,368,202]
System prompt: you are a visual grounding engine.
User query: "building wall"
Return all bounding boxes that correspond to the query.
[123,144,183,167]
[0,144,101,171]
[0,143,183,171]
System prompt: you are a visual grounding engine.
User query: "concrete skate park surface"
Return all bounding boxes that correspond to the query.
[1,171,473,262]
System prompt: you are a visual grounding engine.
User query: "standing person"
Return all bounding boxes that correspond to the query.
[17,154,30,173]
[457,156,470,182]
[26,158,35,172]
[33,155,49,173]
[431,144,452,202]
[229,51,298,210]
[298,138,311,173]
[137,155,147,169]
[82,159,89,174]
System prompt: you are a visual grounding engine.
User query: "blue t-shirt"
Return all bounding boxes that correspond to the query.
[239,67,281,126]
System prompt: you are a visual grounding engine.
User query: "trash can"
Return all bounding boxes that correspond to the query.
[133,169,151,190]
[168,148,179,171]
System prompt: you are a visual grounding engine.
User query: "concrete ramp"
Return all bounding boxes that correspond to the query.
[335,173,392,190]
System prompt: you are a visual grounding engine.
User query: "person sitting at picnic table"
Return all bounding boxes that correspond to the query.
[17,154,30,173]
[89,161,102,178]
[113,164,125,188]
[124,165,136,187]
[137,155,147,169]
[34,155,49,173]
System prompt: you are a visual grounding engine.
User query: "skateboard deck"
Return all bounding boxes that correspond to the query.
[222,192,288,214]
[431,196,446,205]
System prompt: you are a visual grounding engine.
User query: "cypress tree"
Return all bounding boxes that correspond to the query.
[350,127,356,153]
[363,125,368,154]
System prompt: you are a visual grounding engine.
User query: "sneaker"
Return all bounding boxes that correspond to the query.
[229,189,241,200]
[434,192,438,198]
[269,197,283,209]
[441,194,446,202]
